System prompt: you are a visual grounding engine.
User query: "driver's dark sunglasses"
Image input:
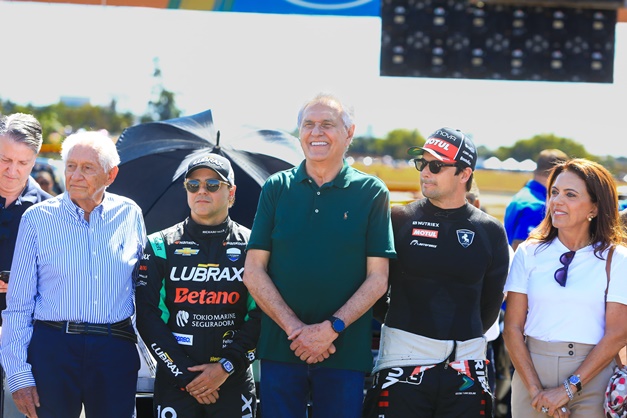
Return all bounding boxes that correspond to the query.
[184,179,230,193]
[413,158,458,174]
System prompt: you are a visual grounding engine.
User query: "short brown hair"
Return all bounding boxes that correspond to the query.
[535,149,568,176]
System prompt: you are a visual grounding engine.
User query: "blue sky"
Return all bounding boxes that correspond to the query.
[1,1,626,157]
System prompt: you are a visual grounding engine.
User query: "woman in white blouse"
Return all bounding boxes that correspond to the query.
[503,158,627,418]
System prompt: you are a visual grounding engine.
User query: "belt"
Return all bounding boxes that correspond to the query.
[373,325,487,373]
[37,318,137,344]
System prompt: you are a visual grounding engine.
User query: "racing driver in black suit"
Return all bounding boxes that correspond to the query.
[137,154,260,418]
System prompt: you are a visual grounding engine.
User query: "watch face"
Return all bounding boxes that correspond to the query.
[569,375,580,384]
[332,318,345,333]
[220,359,234,373]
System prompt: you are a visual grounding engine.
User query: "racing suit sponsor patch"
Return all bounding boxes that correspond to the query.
[172,332,194,346]
[174,247,199,256]
[151,343,183,377]
[190,313,237,328]
[176,310,189,327]
[412,228,438,238]
[456,229,475,248]
[174,288,241,305]
[170,266,244,282]
[226,247,242,262]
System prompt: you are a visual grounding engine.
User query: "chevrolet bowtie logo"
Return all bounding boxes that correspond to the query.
[174,247,200,256]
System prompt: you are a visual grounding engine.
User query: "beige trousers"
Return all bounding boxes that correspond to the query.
[511,337,615,418]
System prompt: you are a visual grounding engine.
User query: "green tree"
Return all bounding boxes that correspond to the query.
[349,135,380,156]
[378,129,425,160]
[476,145,492,159]
[349,129,424,160]
[1,97,134,146]
[494,134,594,162]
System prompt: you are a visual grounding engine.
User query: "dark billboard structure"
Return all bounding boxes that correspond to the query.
[380,0,621,83]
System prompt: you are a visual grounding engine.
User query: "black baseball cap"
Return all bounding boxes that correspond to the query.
[185,154,234,185]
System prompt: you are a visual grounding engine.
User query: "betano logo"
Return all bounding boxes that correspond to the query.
[174,288,241,305]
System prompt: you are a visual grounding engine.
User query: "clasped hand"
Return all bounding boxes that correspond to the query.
[186,363,229,404]
[288,323,337,364]
[531,386,571,417]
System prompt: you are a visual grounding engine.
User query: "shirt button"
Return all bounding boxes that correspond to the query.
[317,191,320,195]
[315,209,319,213]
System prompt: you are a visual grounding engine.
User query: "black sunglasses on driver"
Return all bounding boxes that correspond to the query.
[413,158,458,174]
[184,179,230,193]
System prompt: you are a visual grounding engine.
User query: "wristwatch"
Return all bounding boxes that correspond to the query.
[568,374,582,392]
[218,358,235,375]
[328,316,346,334]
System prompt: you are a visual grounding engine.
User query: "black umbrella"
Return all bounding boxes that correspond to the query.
[108,109,303,234]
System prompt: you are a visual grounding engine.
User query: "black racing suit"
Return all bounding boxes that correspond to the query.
[136,217,260,418]
[364,199,510,418]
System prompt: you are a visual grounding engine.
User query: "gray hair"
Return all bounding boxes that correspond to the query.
[61,131,120,172]
[0,113,43,153]
[297,92,355,131]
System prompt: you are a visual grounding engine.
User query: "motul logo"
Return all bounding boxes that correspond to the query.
[425,138,450,150]
[412,228,438,238]
[174,288,241,305]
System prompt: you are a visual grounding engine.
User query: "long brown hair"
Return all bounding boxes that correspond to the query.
[529,158,625,258]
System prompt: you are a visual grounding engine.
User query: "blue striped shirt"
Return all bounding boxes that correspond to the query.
[0,191,146,393]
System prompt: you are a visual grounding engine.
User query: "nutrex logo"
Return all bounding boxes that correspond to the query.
[412,228,438,239]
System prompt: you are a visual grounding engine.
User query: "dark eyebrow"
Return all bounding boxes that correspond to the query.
[552,186,580,194]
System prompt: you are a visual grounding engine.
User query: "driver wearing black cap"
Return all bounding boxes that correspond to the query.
[364,127,510,418]
[136,154,260,418]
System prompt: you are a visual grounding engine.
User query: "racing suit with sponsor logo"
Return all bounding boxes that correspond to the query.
[364,199,509,418]
[136,217,259,418]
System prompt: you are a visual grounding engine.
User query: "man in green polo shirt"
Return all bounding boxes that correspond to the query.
[243,92,396,418]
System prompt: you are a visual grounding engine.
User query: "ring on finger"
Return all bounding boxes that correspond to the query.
[561,407,567,413]
[541,406,549,414]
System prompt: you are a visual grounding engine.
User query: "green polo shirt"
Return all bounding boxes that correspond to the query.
[248,160,396,372]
